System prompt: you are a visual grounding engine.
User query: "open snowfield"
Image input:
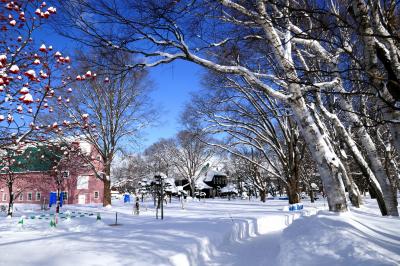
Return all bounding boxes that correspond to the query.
[0,197,399,266]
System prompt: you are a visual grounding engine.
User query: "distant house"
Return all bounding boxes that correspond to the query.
[170,169,229,198]
[0,140,104,206]
[203,170,228,188]
[198,170,228,197]
[220,184,238,197]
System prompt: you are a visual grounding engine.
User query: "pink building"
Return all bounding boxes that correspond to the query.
[0,140,104,206]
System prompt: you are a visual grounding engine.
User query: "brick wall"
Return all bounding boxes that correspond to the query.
[0,142,104,206]
[0,171,104,205]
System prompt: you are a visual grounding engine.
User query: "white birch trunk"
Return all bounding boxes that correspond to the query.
[291,97,347,212]
[315,97,393,212]
[311,101,362,208]
[379,86,400,154]
[336,93,398,216]
[338,154,363,208]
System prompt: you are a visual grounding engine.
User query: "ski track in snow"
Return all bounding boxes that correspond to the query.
[0,197,399,266]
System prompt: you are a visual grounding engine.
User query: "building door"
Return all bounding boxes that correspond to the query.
[78,194,86,204]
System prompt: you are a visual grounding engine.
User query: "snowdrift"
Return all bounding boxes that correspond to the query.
[278,210,400,266]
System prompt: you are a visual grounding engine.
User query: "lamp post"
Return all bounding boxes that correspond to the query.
[155,174,164,220]
[139,180,145,202]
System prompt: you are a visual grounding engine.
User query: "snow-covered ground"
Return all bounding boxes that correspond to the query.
[0,197,399,266]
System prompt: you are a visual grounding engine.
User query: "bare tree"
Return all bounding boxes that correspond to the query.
[112,154,150,193]
[184,73,317,204]
[55,0,400,214]
[144,138,176,176]
[57,49,156,206]
[170,130,215,196]
[231,148,271,202]
[349,1,400,153]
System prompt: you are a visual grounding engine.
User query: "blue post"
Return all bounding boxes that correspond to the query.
[124,194,130,203]
[49,192,57,207]
[60,192,64,207]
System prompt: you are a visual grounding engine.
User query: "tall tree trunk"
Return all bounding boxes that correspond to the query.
[355,129,398,215]
[103,179,111,207]
[103,178,111,207]
[317,94,389,215]
[291,99,347,212]
[56,188,61,214]
[7,185,13,217]
[309,187,315,203]
[341,159,362,208]
[369,182,377,198]
[103,163,112,207]
[338,171,362,208]
[350,0,398,216]
[345,104,399,215]
[287,184,300,204]
[336,148,362,208]
[382,105,400,154]
[287,168,301,204]
[189,179,195,197]
[157,192,161,209]
[260,189,266,202]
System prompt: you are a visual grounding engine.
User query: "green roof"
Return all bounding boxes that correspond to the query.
[1,146,64,173]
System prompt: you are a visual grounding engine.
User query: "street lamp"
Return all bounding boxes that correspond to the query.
[155,174,165,220]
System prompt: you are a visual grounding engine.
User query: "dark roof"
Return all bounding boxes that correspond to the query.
[1,146,63,173]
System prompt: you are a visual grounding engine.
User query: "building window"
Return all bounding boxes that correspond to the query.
[27,192,32,201]
[94,191,99,199]
[63,192,68,201]
[36,192,41,201]
[77,176,89,189]
[2,193,6,201]
[19,193,23,201]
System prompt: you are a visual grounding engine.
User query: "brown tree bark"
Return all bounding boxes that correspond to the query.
[103,179,112,207]
[260,190,266,202]
[102,163,112,206]
[309,188,315,203]
[7,185,13,217]
[56,189,61,214]
[287,183,301,204]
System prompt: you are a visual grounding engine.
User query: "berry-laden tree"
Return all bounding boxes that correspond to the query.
[0,1,98,215]
[0,1,93,147]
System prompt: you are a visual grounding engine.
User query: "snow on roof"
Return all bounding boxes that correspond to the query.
[221,184,238,193]
[195,179,212,189]
[192,169,227,189]
[202,170,227,182]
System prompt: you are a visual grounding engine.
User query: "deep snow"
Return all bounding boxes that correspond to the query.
[0,196,399,266]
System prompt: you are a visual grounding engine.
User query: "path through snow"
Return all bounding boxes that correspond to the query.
[0,197,398,266]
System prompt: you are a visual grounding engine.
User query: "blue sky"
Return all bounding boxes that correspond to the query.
[35,25,204,151]
[144,61,204,148]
